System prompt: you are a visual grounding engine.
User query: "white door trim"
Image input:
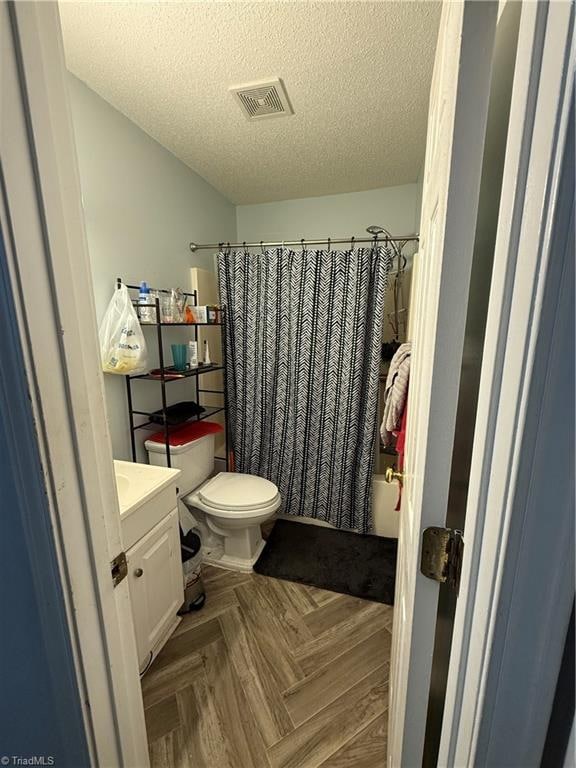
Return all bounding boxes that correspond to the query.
[2,3,149,765]
[439,3,574,765]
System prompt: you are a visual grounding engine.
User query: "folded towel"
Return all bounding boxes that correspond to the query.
[150,400,205,426]
[381,342,411,446]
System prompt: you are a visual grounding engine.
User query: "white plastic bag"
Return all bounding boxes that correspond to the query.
[99,284,148,375]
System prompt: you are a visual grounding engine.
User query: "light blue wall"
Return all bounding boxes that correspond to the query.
[237,183,419,243]
[68,76,236,459]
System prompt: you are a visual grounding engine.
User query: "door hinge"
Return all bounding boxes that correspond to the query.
[420,527,464,594]
[111,551,128,587]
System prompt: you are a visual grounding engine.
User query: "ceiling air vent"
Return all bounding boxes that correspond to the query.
[229,78,293,121]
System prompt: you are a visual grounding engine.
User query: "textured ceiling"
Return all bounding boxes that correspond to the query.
[60,1,440,204]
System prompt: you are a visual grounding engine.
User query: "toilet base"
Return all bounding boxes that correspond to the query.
[184,502,270,573]
[202,538,266,573]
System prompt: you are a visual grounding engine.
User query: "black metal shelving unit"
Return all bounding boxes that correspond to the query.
[117,278,229,469]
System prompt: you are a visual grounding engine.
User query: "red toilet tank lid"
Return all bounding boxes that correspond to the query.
[148,420,223,446]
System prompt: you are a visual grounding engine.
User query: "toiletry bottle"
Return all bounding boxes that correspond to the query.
[188,341,198,368]
[149,290,160,323]
[203,340,211,365]
[139,281,152,323]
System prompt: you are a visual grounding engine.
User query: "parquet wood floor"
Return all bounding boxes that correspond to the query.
[142,562,393,768]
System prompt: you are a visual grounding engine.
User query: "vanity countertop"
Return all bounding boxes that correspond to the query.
[114,459,181,518]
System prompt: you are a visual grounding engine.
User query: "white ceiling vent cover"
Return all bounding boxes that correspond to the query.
[230,78,293,121]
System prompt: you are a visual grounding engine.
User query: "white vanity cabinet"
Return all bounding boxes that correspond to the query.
[126,508,183,670]
[114,460,184,672]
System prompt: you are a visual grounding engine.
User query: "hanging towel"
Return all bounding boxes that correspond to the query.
[380,342,411,446]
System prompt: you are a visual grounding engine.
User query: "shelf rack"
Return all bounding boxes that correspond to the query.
[117,278,229,469]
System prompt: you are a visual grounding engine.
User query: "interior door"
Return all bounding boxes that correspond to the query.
[388,3,498,765]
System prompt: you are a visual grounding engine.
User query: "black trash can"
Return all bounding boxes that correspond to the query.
[179,528,206,613]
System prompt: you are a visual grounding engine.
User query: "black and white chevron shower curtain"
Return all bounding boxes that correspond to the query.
[217,246,391,533]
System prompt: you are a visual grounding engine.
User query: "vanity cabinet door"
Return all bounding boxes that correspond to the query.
[126,508,183,669]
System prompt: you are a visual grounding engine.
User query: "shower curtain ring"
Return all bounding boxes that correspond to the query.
[301,238,306,252]
[327,237,331,252]
[260,240,264,254]
[350,236,355,251]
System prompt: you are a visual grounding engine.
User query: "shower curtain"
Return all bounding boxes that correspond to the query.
[217,246,392,533]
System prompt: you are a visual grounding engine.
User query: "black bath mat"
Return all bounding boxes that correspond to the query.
[254,519,397,605]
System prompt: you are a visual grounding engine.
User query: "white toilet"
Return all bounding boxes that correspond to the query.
[145,423,280,572]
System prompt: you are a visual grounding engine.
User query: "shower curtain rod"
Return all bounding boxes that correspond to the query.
[189,234,419,252]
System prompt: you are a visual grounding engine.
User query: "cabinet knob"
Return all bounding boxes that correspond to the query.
[134,568,144,578]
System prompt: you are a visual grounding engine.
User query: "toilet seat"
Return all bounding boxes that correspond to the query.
[185,472,281,519]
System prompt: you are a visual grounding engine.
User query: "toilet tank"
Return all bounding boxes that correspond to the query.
[145,422,221,494]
